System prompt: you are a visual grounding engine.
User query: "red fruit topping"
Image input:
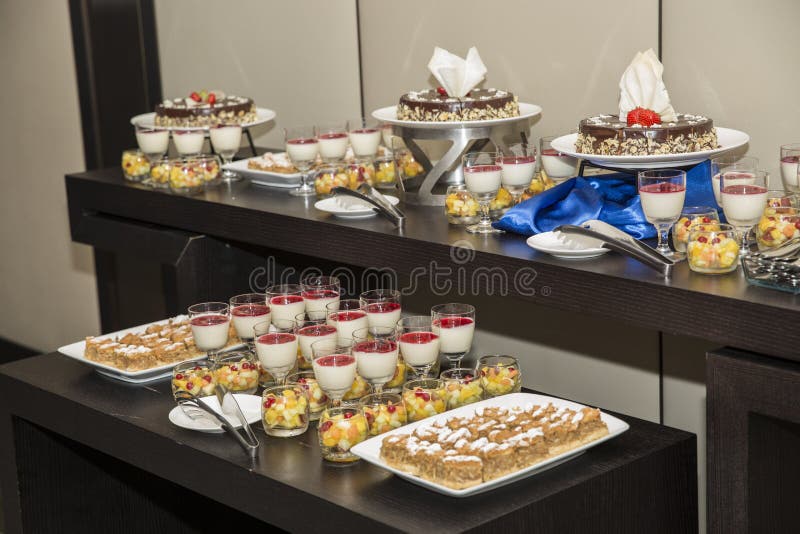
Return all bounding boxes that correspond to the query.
[298,377,307,384]
[414,389,430,402]
[387,404,397,413]
[436,86,448,97]
[507,367,515,372]
[683,220,692,227]
[365,412,374,425]
[208,93,216,105]
[230,365,238,372]
[190,91,201,102]
[702,217,711,223]
[320,421,333,432]
[711,237,721,244]
[194,366,202,371]
[464,374,473,383]
[263,396,276,409]
[795,221,800,230]
[626,107,662,127]
[480,370,486,377]
[203,375,212,382]
[344,412,353,419]
[764,231,774,241]
[186,382,194,390]
[698,236,708,243]
[175,373,184,380]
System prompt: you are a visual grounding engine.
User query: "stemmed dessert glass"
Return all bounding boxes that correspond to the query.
[499,143,537,204]
[359,289,402,329]
[352,326,399,394]
[397,316,440,378]
[209,122,243,182]
[172,129,205,157]
[253,318,298,385]
[326,299,368,343]
[229,293,270,351]
[266,284,305,324]
[285,126,319,197]
[311,338,356,407]
[710,155,759,206]
[539,135,578,184]
[295,313,338,364]
[431,303,476,369]
[780,144,800,192]
[187,302,230,362]
[637,169,687,259]
[720,170,769,254]
[317,122,349,163]
[301,275,341,321]
[135,123,169,165]
[463,152,504,234]
[347,118,381,159]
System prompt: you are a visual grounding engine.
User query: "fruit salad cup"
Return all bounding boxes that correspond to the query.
[756,192,800,249]
[146,157,178,189]
[402,379,447,422]
[286,370,328,420]
[477,355,522,397]
[342,373,371,402]
[383,358,408,393]
[258,366,275,388]
[687,223,740,274]
[343,159,375,189]
[190,155,222,186]
[211,351,259,395]
[168,161,206,195]
[489,187,515,217]
[392,145,425,184]
[445,185,480,225]
[671,206,720,253]
[440,368,484,409]
[261,384,310,437]
[314,165,350,196]
[121,149,151,182]
[318,405,369,463]
[172,359,216,399]
[359,392,407,436]
[373,156,397,189]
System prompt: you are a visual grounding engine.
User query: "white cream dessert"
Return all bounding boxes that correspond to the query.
[722,184,768,227]
[230,304,270,341]
[639,183,686,222]
[363,302,402,329]
[353,340,399,384]
[312,354,357,396]
[136,129,169,156]
[297,324,338,362]
[398,332,440,367]
[269,295,306,324]
[327,310,369,343]
[348,128,381,157]
[172,130,205,155]
[432,317,474,355]
[255,332,299,375]
[189,313,230,352]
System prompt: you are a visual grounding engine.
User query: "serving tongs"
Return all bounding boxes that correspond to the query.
[332,185,406,228]
[175,388,260,457]
[555,219,674,278]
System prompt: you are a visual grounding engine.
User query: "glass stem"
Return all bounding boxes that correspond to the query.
[480,201,492,226]
[656,224,671,253]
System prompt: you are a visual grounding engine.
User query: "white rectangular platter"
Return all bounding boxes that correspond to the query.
[58,315,242,383]
[223,156,302,188]
[350,392,629,497]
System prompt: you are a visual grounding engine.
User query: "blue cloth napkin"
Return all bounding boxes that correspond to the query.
[493,160,720,239]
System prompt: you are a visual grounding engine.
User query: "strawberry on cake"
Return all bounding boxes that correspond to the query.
[575,49,718,155]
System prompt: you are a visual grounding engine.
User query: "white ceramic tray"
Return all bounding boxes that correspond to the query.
[58,315,243,382]
[350,392,629,497]
[223,157,303,188]
[130,107,276,131]
[550,127,749,170]
[372,102,542,130]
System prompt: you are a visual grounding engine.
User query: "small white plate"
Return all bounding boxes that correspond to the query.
[350,392,629,497]
[130,107,276,131]
[372,102,542,130]
[168,394,262,433]
[315,195,400,219]
[550,127,749,170]
[222,157,303,188]
[526,232,610,259]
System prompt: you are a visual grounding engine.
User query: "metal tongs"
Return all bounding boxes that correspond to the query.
[555,219,674,278]
[176,387,260,457]
[332,184,406,228]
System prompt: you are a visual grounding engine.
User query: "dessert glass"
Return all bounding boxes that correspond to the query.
[209,122,243,183]
[440,368,484,409]
[671,206,720,253]
[638,169,687,259]
[359,289,402,329]
[780,143,800,192]
[318,405,368,463]
[326,299,367,343]
[500,143,537,204]
[463,152,504,234]
[168,160,206,195]
[359,392,407,436]
[135,123,169,165]
[348,117,381,158]
[311,338,356,407]
[402,378,447,422]
[539,135,577,184]
[121,149,151,182]
[343,158,375,189]
[720,170,768,254]
[286,370,328,420]
[313,165,350,196]
[146,156,177,189]
[266,284,305,324]
[373,155,397,190]
[212,351,259,395]
[253,318,298,385]
[445,185,480,225]
[301,275,341,321]
[285,125,319,197]
[229,292,270,348]
[397,315,440,378]
[431,303,475,368]
[172,128,205,157]
[392,140,425,187]
[317,121,349,163]
[477,355,522,397]
[352,326,398,394]
[261,384,309,437]
[172,359,216,400]
[187,302,230,361]
[756,192,800,249]
[186,155,221,186]
[710,155,759,206]
[687,223,740,274]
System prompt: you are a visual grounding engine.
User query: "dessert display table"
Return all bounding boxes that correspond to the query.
[0,353,697,533]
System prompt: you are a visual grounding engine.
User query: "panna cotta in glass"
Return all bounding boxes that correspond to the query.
[500,155,536,188]
[464,164,503,197]
[360,289,401,329]
[639,182,686,222]
[312,353,357,401]
[432,317,475,355]
[327,309,369,342]
[187,302,230,360]
[301,276,341,320]
[209,125,242,155]
[353,339,398,387]
[255,332,298,377]
[173,130,205,156]
[230,303,270,342]
[297,323,338,363]
[269,294,305,323]
[135,125,169,161]
[348,123,381,157]
[318,131,349,162]
[780,144,800,191]
[540,149,577,181]
[398,331,439,367]
[286,137,319,164]
[722,184,769,228]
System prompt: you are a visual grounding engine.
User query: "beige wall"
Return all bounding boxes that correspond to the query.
[154,0,363,150]
[0,0,99,352]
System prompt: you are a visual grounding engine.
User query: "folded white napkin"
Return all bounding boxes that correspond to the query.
[427,47,487,98]
[618,49,677,122]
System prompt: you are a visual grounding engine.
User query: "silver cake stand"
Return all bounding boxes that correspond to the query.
[374,104,541,206]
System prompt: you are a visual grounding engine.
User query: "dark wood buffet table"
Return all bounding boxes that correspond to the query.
[0,353,697,533]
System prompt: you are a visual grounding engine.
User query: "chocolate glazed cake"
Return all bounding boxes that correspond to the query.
[155,95,256,127]
[575,114,719,155]
[397,88,519,122]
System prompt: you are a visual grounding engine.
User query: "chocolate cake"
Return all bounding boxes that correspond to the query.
[397,88,519,122]
[155,92,257,127]
[575,113,719,156]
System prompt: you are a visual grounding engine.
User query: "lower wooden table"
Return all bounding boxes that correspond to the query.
[0,354,697,533]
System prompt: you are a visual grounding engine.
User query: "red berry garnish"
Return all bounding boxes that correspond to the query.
[698,236,708,243]
[190,91,201,102]
[480,370,486,377]
[208,93,216,105]
[193,366,201,371]
[464,374,473,383]
[387,404,396,413]
[795,221,800,231]
[264,396,276,408]
[702,217,711,223]
[175,373,184,380]
[436,86,448,97]
[298,378,307,384]
[230,365,238,372]
[711,237,721,244]
[684,220,692,227]
[320,421,333,432]
[344,412,353,419]
[365,412,374,425]
[186,382,194,390]
[626,107,662,127]
[203,375,212,382]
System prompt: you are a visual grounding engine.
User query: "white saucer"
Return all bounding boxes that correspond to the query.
[526,232,610,259]
[168,394,262,433]
[315,195,400,219]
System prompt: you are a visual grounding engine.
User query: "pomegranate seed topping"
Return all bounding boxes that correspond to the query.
[684,220,692,227]
[264,397,276,408]
[230,365,238,372]
[702,217,711,223]
[795,221,800,230]
[203,375,212,382]
[263,401,270,409]
[711,237,721,244]
[387,404,396,413]
[320,421,333,432]
[298,378,307,384]
[344,412,353,419]
[175,373,184,380]
[186,382,194,390]
[193,366,201,371]
[698,236,708,243]
[365,412,374,424]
